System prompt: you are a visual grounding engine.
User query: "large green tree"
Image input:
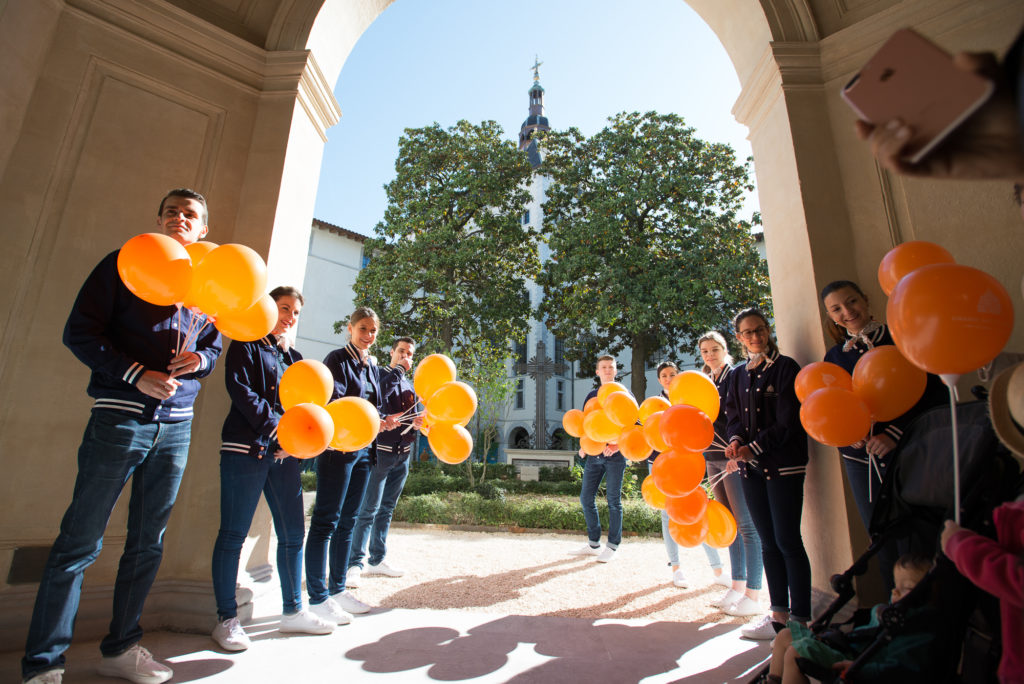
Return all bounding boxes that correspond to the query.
[352,119,540,355]
[537,111,771,398]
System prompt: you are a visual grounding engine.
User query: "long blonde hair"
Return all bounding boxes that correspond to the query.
[697,330,733,374]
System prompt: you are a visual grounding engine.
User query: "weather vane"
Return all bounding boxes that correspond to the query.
[532,55,543,83]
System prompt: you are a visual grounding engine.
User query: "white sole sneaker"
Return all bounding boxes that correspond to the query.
[724,596,762,617]
[279,609,335,635]
[596,547,616,563]
[333,590,372,615]
[366,561,405,577]
[568,544,601,556]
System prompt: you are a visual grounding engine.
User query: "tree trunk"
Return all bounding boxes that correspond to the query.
[630,337,648,399]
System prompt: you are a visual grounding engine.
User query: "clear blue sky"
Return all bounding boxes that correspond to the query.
[313,0,759,236]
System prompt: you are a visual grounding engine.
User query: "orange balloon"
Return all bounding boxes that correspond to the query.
[877,240,955,296]
[428,422,473,464]
[604,391,639,427]
[562,409,585,438]
[426,381,478,425]
[419,414,433,436]
[795,361,853,403]
[643,412,670,452]
[583,397,601,414]
[638,396,670,424]
[325,396,381,452]
[413,353,457,401]
[597,381,629,406]
[117,233,192,306]
[668,516,709,548]
[214,294,277,342]
[641,476,668,510]
[182,241,219,310]
[580,435,607,456]
[280,359,335,410]
[888,263,1014,377]
[618,425,653,462]
[191,243,267,316]
[800,387,871,447]
[705,500,738,548]
[583,409,622,444]
[276,403,333,459]
[851,345,927,421]
[651,449,706,497]
[665,488,708,525]
[668,371,720,421]
[659,404,715,452]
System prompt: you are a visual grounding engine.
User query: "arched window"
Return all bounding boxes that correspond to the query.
[509,427,531,449]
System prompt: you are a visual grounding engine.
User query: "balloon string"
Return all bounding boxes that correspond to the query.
[706,469,730,490]
[174,305,182,356]
[948,385,961,525]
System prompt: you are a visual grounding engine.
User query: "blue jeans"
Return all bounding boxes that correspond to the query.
[742,468,811,620]
[211,451,305,619]
[843,456,899,592]
[704,460,763,589]
[348,452,410,569]
[580,454,626,548]
[647,462,679,565]
[22,412,191,679]
[304,448,371,604]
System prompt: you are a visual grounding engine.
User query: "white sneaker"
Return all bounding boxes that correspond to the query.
[713,573,731,588]
[309,597,352,625]
[672,568,690,588]
[96,644,173,684]
[740,614,780,640]
[596,546,617,563]
[366,560,405,577]
[24,669,63,684]
[711,588,743,609]
[725,596,762,617]
[568,543,601,556]
[279,609,335,635]
[333,590,372,614]
[346,565,361,587]
[211,617,251,651]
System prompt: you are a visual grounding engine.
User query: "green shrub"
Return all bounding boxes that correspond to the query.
[300,471,317,492]
[538,466,573,482]
[396,493,450,523]
[473,481,507,501]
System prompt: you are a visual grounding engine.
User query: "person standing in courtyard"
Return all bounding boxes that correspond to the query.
[304,307,398,625]
[346,336,422,586]
[724,308,810,641]
[209,286,335,652]
[22,189,223,684]
[569,354,628,563]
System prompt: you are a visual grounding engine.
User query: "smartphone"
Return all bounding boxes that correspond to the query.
[841,28,994,164]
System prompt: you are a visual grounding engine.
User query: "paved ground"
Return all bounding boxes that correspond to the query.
[4,527,773,683]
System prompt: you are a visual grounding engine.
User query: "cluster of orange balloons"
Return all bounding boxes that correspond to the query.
[117,233,272,342]
[274,359,381,459]
[797,347,926,447]
[881,241,1013,381]
[564,370,738,548]
[414,354,478,465]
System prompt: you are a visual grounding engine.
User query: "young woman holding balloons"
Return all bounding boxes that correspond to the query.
[697,331,763,618]
[210,286,335,652]
[724,308,811,641]
[818,280,946,587]
[305,307,398,625]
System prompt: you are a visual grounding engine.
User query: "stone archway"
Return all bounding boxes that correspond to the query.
[1,0,1022,643]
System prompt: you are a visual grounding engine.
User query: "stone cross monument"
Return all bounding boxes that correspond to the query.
[515,339,566,449]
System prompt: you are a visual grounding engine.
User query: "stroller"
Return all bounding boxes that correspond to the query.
[751,399,1023,683]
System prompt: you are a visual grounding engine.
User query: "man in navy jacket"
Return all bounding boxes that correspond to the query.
[347,337,421,584]
[22,189,222,684]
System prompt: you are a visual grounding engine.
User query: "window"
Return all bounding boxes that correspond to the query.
[360,254,371,269]
[556,379,565,410]
[553,336,565,375]
[514,340,528,366]
[515,379,525,410]
[523,210,530,225]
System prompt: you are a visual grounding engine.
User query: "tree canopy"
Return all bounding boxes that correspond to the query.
[537,111,771,398]
[351,119,540,357]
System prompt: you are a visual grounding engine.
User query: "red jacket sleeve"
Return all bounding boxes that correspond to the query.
[945,529,1024,608]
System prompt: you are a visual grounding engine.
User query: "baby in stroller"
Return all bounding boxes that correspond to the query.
[762,553,933,684]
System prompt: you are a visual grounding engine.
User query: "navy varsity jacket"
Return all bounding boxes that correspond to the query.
[724,349,808,478]
[824,323,947,464]
[63,249,222,422]
[376,364,418,458]
[703,363,733,464]
[220,335,301,459]
[322,342,384,453]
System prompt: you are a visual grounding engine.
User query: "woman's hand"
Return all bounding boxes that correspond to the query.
[735,445,754,463]
[725,459,739,474]
[724,440,739,460]
[864,434,897,458]
[941,519,964,553]
[603,444,617,457]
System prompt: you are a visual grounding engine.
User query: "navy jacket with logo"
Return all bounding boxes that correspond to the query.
[724,349,808,478]
[376,364,418,458]
[220,335,300,459]
[63,249,222,422]
[322,342,384,453]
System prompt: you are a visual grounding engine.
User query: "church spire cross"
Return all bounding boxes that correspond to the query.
[514,340,566,449]
[532,55,543,83]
